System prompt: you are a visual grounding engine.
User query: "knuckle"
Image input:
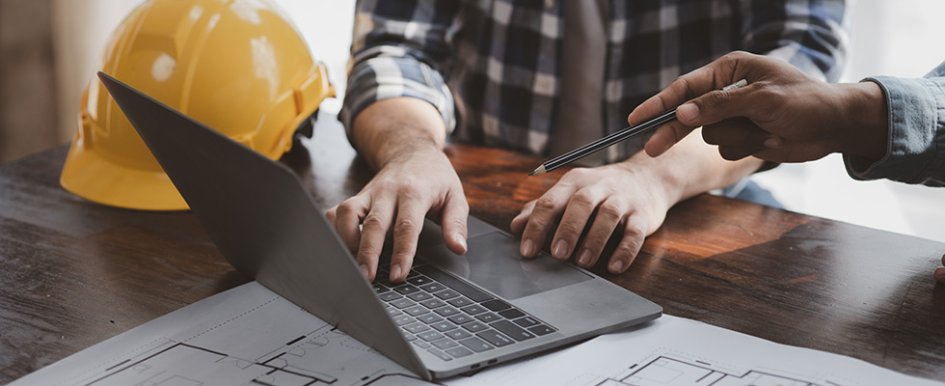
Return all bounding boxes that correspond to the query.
[535,196,559,212]
[571,189,597,208]
[597,202,624,221]
[362,213,387,229]
[564,167,590,180]
[556,222,583,238]
[395,218,418,234]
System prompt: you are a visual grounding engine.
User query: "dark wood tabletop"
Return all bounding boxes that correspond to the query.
[1,112,944,384]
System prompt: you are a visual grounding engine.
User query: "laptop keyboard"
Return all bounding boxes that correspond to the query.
[374,264,557,361]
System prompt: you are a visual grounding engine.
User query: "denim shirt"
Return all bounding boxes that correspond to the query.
[847,61,945,186]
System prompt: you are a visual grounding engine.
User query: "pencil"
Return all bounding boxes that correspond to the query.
[529,79,748,176]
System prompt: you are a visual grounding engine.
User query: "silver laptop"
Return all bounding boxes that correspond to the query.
[98,72,661,381]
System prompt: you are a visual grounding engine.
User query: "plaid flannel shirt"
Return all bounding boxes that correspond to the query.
[342,0,847,160]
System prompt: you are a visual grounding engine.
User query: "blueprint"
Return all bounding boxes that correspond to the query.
[14,281,943,386]
[445,314,944,386]
[12,282,432,386]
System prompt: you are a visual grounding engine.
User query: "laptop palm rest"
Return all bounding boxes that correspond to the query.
[418,232,592,300]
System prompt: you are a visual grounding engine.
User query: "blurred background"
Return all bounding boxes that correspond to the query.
[0,0,942,241]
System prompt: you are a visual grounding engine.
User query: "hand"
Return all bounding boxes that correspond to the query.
[634,51,888,163]
[935,254,945,284]
[511,161,674,274]
[327,98,468,283]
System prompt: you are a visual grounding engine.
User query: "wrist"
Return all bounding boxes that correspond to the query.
[836,82,889,161]
[615,154,684,206]
[351,98,447,169]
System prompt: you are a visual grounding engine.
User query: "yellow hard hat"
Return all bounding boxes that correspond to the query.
[60,0,333,211]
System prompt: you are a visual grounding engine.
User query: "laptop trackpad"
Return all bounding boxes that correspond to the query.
[418,232,592,300]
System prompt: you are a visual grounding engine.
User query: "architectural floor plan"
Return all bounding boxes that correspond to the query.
[14,282,942,386]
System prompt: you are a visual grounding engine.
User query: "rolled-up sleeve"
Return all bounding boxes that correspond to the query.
[341,0,459,138]
[845,64,945,186]
[742,0,847,82]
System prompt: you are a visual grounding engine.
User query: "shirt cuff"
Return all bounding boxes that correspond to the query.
[844,76,945,184]
[340,53,456,144]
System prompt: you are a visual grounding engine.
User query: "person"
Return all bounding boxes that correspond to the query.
[635,50,945,282]
[332,0,847,283]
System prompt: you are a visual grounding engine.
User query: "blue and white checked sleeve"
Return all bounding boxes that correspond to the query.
[341,0,459,139]
[742,0,847,82]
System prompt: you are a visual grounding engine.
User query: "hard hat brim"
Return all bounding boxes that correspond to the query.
[60,140,189,211]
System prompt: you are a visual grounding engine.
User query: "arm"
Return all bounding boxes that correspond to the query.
[330,1,466,283]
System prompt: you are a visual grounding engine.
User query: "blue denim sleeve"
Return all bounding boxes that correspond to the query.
[844,61,945,186]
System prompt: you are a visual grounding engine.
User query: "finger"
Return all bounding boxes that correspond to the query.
[701,119,772,149]
[628,65,717,126]
[511,201,536,235]
[575,197,625,268]
[520,185,574,258]
[935,267,945,284]
[717,146,763,161]
[550,187,605,261]
[332,197,369,254]
[441,188,469,255]
[390,194,428,283]
[356,198,395,282]
[675,85,759,128]
[644,120,698,157]
[607,215,648,274]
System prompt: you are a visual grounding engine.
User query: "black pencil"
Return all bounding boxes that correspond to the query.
[530,79,748,176]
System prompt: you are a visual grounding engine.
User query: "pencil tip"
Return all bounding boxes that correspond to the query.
[529,165,546,176]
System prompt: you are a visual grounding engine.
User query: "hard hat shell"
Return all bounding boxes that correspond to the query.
[60,0,333,211]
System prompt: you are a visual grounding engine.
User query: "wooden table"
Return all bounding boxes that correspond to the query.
[1,113,944,383]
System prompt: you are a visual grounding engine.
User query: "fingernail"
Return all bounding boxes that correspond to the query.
[609,259,625,273]
[577,250,592,266]
[390,264,403,282]
[552,239,569,260]
[676,103,700,122]
[454,233,468,253]
[521,239,535,257]
[764,136,782,149]
[358,264,370,279]
[934,268,945,283]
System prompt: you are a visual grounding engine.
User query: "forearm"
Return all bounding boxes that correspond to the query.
[625,130,763,204]
[352,97,448,170]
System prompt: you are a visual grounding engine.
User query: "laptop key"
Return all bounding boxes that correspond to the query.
[460,304,487,315]
[433,289,460,300]
[419,283,446,293]
[416,266,494,302]
[434,306,460,317]
[445,329,472,340]
[386,308,403,317]
[416,313,442,324]
[528,324,556,336]
[498,308,526,320]
[418,331,445,342]
[490,320,535,341]
[476,330,514,347]
[514,316,539,328]
[412,340,430,349]
[404,305,430,317]
[394,285,420,295]
[407,276,433,287]
[458,337,493,353]
[446,346,474,358]
[431,321,457,332]
[379,292,402,302]
[393,315,415,326]
[461,321,488,333]
[407,292,433,302]
[374,284,389,293]
[447,314,474,325]
[447,297,474,308]
[433,339,459,349]
[419,298,446,309]
[480,299,511,312]
[427,348,452,361]
[475,313,500,323]
[390,298,416,309]
[403,323,431,334]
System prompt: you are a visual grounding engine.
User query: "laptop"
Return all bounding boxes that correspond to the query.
[98,72,661,381]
